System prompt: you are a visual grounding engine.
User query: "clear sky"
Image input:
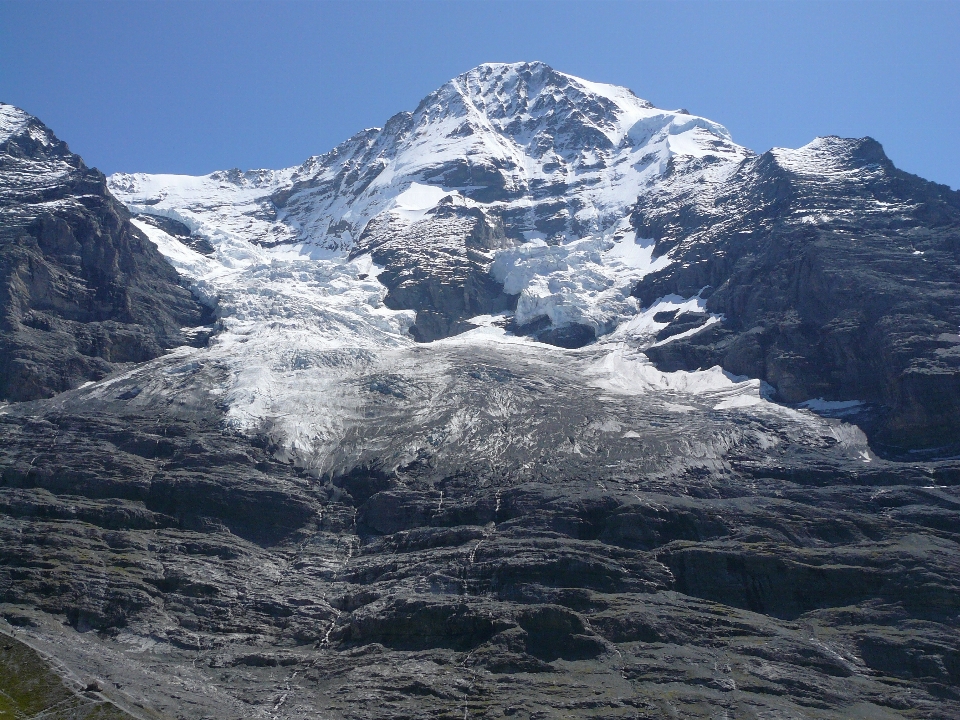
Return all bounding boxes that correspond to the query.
[2,1,958,189]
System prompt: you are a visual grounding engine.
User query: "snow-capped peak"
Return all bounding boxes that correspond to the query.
[0,103,32,144]
[0,102,62,151]
[770,135,889,179]
[109,61,747,254]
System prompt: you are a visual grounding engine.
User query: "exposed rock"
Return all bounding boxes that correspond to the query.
[633,137,960,453]
[0,341,957,718]
[0,103,210,402]
[352,197,516,341]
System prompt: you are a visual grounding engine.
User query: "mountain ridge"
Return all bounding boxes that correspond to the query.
[0,102,210,401]
[1,63,959,719]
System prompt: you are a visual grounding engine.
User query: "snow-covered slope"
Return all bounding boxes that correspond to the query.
[108,62,751,344]
[110,62,747,251]
[104,62,865,469]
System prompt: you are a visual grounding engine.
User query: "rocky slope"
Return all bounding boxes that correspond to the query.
[1,340,959,719]
[0,63,959,719]
[632,136,960,453]
[0,104,210,402]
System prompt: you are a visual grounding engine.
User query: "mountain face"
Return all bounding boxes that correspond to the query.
[1,63,960,720]
[632,136,960,453]
[0,104,210,402]
[108,62,747,346]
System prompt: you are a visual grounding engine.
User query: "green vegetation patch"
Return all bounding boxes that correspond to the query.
[0,634,134,719]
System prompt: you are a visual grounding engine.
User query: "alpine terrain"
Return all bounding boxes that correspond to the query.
[1,62,959,719]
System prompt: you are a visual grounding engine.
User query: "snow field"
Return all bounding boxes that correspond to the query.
[108,63,872,468]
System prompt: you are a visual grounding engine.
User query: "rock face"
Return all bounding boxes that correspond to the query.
[1,65,960,719]
[0,103,210,402]
[1,344,959,719]
[633,137,960,453]
[353,197,517,341]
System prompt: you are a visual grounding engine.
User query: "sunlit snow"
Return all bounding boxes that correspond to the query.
[104,64,846,465]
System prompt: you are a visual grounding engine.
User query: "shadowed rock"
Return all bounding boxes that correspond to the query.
[0,103,210,402]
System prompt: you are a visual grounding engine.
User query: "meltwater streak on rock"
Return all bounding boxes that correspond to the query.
[1,62,959,719]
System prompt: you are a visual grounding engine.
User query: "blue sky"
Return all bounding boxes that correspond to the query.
[2,1,958,189]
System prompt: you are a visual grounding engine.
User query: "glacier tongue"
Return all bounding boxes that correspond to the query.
[131,217,415,469]
[105,62,796,467]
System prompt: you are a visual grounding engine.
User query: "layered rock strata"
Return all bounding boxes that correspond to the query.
[0,104,210,402]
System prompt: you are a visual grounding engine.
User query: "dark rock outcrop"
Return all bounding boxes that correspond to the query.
[353,197,517,341]
[633,137,960,452]
[0,103,210,402]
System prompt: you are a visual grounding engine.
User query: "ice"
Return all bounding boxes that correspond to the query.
[110,168,301,248]
[602,230,670,271]
[798,398,865,419]
[391,182,457,223]
[591,345,752,397]
[98,64,856,465]
[668,127,727,158]
[713,394,764,410]
[489,227,672,337]
[126,217,415,468]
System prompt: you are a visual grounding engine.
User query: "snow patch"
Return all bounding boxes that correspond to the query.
[0,103,32,144]
[391,182,455,222]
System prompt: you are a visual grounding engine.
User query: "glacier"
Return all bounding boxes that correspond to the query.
[104,62,867,475]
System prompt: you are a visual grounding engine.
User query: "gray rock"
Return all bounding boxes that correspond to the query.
[634,137,960,453]
[0,340,958,718]
[0,103,210,402]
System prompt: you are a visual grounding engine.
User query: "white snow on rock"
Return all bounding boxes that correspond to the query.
[0,103,33,144]
[102,63,865,464]
[107,62,755,351]
[771,136,871,178]
[390,182,459,223]
[109,62,749,251]
[0,103,94,225]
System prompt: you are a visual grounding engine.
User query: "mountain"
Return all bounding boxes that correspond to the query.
[105,62,960,454]
[108,62,747,344]
[632,135,960,453]
[1,63,959,719]
[0,103,210,402]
